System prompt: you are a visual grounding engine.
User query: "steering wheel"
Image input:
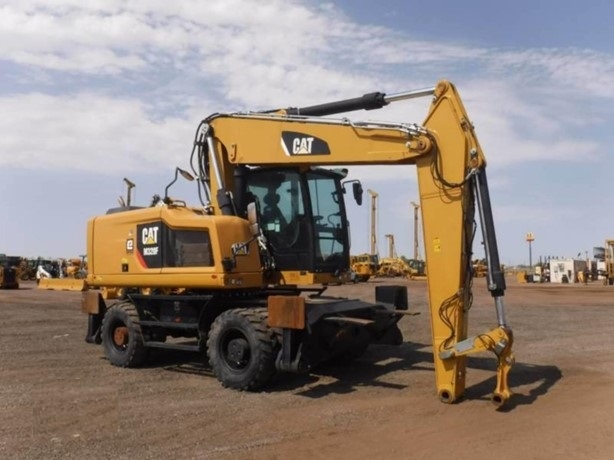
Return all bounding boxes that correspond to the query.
[265,218,301,250]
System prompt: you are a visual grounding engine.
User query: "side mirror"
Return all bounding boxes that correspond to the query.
[178,168,195,182]
[164,167,195,203]
[352,182,363,206]
[342,179,363,206]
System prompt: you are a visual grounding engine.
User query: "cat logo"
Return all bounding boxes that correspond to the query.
[142,226,159,245]
[293,137,314,154]
[136,222,163,266]
[281,131,330,156]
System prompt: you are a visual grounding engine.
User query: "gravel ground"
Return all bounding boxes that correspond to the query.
[1,277,613,459]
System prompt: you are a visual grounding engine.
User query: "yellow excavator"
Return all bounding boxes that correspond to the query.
[81,80,513,407]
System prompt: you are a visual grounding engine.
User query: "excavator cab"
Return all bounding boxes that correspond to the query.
[241,167,352,275]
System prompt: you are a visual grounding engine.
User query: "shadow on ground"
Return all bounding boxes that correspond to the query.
[277,342,432,397]
[465,357,562,411]
[134,341,561,410]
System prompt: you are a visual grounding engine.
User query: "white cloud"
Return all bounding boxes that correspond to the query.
[0,1,339,75]
[490,48,614,98]
[0,0,610,178]
[0,93,200,172]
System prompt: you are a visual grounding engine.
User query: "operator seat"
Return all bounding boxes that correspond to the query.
[261,192,287,231]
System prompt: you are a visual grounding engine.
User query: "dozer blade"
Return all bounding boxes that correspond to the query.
[38,278,88,291]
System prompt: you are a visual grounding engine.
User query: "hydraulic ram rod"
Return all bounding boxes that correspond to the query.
[280,86,436,117]
[472,169,508,327]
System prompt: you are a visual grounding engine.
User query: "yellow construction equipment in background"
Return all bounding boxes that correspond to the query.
[350,253,379,282]
[349,189,380,282]
[37,256,88,291]
[65,256,87,279]
[38,277,88,291]
[473,259,488,277]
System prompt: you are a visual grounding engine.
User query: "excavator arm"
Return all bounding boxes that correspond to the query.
[197,80,513,406]
[414,81,513,405]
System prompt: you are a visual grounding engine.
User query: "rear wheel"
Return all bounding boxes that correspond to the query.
[101,301,147,367]
[207,308,277,390]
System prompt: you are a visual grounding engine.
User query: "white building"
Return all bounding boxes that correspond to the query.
[549,258,588,283]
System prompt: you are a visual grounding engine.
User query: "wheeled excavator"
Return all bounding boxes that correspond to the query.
[81,80,514,407]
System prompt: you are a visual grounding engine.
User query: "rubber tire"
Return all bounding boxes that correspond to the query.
[207,308,276,391]
[101,301,147,367]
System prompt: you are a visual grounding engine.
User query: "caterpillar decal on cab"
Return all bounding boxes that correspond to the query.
[136,222,162,268]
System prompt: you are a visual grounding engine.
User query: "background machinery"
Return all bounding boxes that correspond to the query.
[350,253,378,282]
[385,233,396,260]
[377,234,411,277]
[407,201,427,279]
[411,201,421,261]
[605,239,614,285]
[368,189,378,257]
[64,256,88,279]
[472,258,488,278]
[81,80,513,407]
[349,189,380,282]
[0,254,21,289]
[19,258,38,281]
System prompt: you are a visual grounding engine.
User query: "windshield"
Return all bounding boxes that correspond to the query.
[246,168,349,272]
[247,169,304,247]
[306,171,346,267]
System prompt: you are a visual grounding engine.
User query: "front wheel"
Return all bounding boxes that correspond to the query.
[101,301,147,367]
[207,308,277,391]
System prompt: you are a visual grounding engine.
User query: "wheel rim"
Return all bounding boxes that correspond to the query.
[110,321,129,351]
[220,329,251,370]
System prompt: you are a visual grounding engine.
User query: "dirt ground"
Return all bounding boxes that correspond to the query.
[1,277,614,460]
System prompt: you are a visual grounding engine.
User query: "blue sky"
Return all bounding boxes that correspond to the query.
[1,0,613,266]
